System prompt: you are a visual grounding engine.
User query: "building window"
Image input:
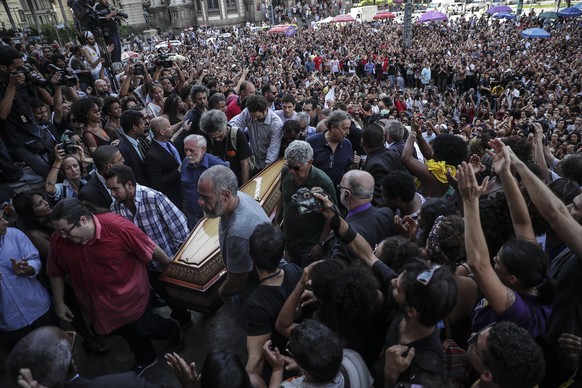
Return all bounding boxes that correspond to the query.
[226,0,236,11]
[208,0,219,10]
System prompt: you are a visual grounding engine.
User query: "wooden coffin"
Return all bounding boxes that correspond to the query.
[161,160,284,313]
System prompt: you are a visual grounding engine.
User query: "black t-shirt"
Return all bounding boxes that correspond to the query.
[544,248,582,344]
[208,126,253,186]
[0,81,45,148]
[245,263,303,350]
[373,313,445,387]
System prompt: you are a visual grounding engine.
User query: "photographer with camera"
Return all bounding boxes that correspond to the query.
[0,46,57,178]
[275,140,337,267]
[45,142,89,203]
[69,46,93,93]
[94,0,124,64]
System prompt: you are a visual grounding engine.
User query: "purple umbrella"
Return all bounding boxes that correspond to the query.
[487,5,513,14]
[418,10,448,23]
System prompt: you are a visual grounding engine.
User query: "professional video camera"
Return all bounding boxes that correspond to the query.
[48,64,78,87]
[157,52,174,69]
[95,6,128,20]
[12,64,48,87]
[82,2,127,27]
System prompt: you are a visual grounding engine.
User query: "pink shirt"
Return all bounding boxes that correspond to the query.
[48,213,155,334]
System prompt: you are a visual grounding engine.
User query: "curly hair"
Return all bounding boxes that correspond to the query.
[310,259,346,304]
[381,170,416,202]
[431,134,468,166]
[376,235,421,274]
[501,135,533,163]
[426,215,465,266]
[478,192,515,256]
[71,96,102,124]
[316,263,380,343]
[483,321,545,388]
[416,198,458,247]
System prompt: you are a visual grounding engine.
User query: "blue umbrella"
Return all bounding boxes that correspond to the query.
[521,28,551,38]
[575,2,582,10]
[558,7,582,17]
[494,12,516,19]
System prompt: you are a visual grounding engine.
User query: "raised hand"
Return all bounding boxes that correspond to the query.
[456,162,489,203]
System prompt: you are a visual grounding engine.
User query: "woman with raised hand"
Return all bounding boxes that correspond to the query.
[457,143,555,338]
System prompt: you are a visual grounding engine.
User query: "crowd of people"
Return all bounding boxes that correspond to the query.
[0,4,582,388]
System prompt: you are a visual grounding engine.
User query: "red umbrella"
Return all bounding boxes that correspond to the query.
[373,11,396,20]
[269,24,290,33]
[331,14,357,23]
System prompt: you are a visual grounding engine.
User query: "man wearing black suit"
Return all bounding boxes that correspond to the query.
[78,145,124,209]
[118,109,151,187]
[331,170,394,264]
[5,326,163,388]
[361,123,406,207]
[145,117,183,209]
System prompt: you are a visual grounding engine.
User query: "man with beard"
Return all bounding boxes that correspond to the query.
[105,164,191,326]
[175,85,209,158]
[180,134,227,228]
[47,198,183,376]
[196,165,269,304]
[311,190,457,387]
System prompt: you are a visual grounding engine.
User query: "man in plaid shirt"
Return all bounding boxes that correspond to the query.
[104,164,192,326]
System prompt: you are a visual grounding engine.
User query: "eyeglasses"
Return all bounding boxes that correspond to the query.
[57,221,80,237]
[336,184,350,192]
[416,266,441,286]
[285,163,303,172]
[468,322,496,348]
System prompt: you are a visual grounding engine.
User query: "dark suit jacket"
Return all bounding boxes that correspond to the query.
[364,148,406,206]
[78,170,112,210]
[118,136,151,187]
[66,372,163,388]
[145,140,182,209]
[331,205,394,264]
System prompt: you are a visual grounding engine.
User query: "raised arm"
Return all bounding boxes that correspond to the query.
[457,161,515,314]
[401,130,434,186]
[501,140,582,258]
[531,123,550,183]
[489,141,536,241]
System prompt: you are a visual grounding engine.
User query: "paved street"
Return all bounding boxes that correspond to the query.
[0,303,247,388]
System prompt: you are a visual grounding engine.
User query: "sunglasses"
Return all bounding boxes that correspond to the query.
[285,163,302,172]
[416,266,441,286]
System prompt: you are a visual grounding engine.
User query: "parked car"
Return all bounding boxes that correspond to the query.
[154,40,182,49]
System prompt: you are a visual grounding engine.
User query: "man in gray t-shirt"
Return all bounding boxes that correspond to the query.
[197,165,269,300]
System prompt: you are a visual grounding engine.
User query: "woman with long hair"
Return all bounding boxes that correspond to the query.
[457,143,555,338]
[45,148,88,203]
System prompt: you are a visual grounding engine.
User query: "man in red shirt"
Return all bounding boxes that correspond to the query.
[226,81,256,121]
[47,198,183,377]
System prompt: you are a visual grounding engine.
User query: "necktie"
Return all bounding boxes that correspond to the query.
[166,142,180,164]
[138,138,149,160]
